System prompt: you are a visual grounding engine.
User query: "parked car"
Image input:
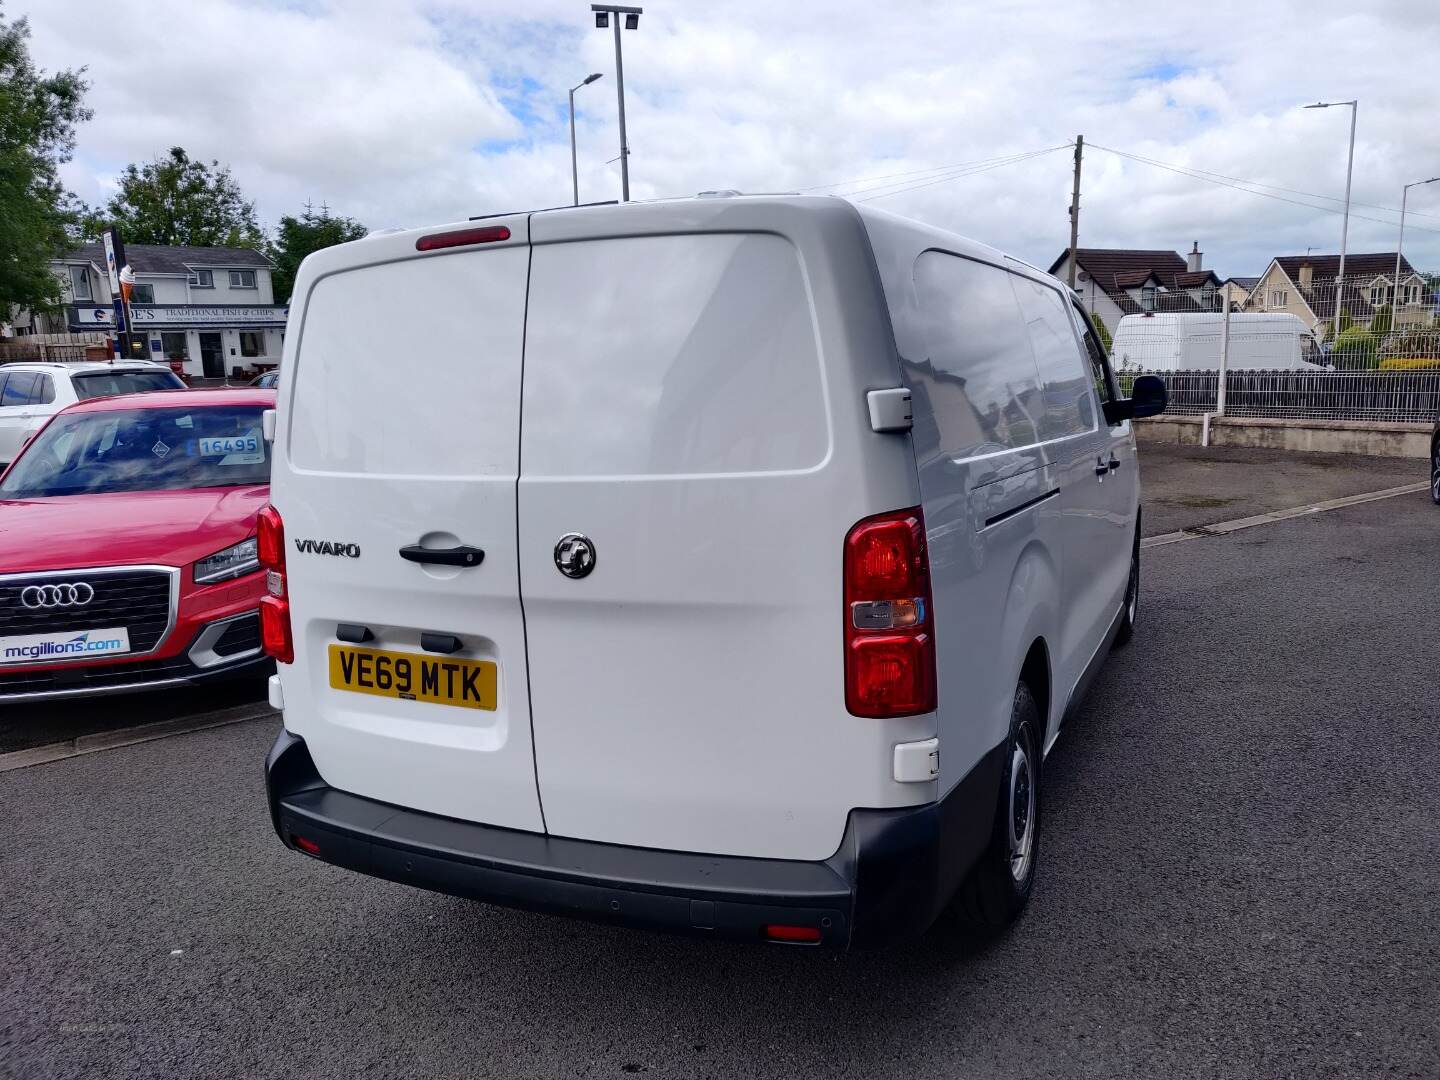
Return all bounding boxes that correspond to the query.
[262,195,1166,948]
[1432,418,1439,505]
[0,388,275,701]
[1111,312,1324,372]
[250,370,279,389]
[0,360,185,469]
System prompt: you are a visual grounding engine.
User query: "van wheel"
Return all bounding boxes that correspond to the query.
[1431,439,1440,505]
[1113,537,1140,647]
[953,682,1041,936]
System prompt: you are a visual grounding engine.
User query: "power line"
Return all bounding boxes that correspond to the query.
[1087,142,1440,236]
[849,145,1074,203]
[1087,145,1440,222]
[800,150,1066,194]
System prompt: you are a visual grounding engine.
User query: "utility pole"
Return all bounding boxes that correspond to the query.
[1067,135,1084,290]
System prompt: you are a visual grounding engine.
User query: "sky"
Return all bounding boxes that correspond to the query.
[20,0,1440,278]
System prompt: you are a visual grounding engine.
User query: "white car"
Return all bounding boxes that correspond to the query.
[0,361,185,467]
[260,195,1167,948]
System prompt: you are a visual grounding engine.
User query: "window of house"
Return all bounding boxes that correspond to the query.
[130,284,155,305]
[1141,285,1157,311]
[239,331,265,358]
[229,269,257,289]
[1270,289,1288,307]
[69,265,92,301]
[161,332,188,360]
[1369,283,1387,307]
[1201,285,1217,309]
[188,269,214,288]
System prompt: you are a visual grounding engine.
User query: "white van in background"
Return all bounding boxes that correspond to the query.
[1111,312,1324,372]
[259,195,1166,948]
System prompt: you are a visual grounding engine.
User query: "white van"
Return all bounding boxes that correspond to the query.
[1110,311,1324,372]
[260,196,1166,947]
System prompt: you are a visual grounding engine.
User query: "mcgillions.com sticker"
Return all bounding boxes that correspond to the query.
[0,628,132,664]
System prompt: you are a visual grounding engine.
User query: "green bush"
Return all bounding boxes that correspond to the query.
[1331,326,1379,369]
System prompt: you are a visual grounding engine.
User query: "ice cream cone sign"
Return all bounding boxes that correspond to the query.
[119,264,136,302]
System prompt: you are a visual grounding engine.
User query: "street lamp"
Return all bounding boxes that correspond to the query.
[1303,99,1358,339]
[591,4,642,202]
[1394,176,1440,311]
[569,72,603,206]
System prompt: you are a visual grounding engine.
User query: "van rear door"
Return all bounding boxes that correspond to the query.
[516,213,923,862]
[277,219,544,832]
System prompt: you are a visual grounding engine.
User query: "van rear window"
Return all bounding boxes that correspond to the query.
[288,246,531,477]
[521,233,828,477]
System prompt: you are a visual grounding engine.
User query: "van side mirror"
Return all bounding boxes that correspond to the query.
[1102,374,1168,425]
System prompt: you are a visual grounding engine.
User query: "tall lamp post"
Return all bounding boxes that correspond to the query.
[591,4,642,202]
[1303,99,1358,339]
[569,72,603,206]
[1394,176,1439,312]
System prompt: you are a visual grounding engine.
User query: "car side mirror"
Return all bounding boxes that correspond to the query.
[1103,374,1168,425]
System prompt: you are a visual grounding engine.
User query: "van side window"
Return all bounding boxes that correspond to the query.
[912,252,1045,456]
[1071,303,1117,407]
[1011,277,1096,437]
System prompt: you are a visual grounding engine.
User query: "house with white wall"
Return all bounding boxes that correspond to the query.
[33,243,286,377]
[1047,243,1224,335]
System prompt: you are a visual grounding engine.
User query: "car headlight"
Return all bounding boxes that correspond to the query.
[194,537,260,583]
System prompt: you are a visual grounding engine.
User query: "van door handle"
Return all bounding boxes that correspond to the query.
[1108,454,1121,472]
[1095,457,1110,477]
[398,544,485,567]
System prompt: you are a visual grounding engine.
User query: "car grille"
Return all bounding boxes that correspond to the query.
[0,569,174,655]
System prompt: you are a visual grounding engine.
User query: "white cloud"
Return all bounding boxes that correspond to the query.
[22,0,1440,273]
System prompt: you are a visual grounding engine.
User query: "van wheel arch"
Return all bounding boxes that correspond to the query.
[1019,638,1051,757]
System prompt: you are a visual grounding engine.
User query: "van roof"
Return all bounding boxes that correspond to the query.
[337,193,1027,284]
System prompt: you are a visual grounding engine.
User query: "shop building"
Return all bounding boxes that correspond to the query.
[40,243,286,378]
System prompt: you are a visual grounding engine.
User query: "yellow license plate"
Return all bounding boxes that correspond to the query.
[328,644,497,711]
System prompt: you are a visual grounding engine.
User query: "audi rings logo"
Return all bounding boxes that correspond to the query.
[19,582,95,609]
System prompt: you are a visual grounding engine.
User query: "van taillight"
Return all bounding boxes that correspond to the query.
[257,506,285,573]
[844,508,936,717]
[257,506,293,663]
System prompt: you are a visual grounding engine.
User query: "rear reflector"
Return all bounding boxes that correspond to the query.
[415,225,511,252]
[292,835,321,856]
[260,596,294,664]
[764,924,822,944]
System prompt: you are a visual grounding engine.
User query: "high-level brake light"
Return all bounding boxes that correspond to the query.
[414,225,511,252]
[843,508,937,717]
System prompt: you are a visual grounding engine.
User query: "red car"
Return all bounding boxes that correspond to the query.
[0,388,275,701]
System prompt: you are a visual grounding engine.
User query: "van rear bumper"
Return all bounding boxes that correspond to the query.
[265,729,1003,949]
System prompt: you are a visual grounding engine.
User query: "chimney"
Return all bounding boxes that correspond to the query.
[1187,241,1203,273]
[1299,262,1313,290]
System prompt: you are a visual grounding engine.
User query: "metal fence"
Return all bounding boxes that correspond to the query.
[1120,368,1440,422]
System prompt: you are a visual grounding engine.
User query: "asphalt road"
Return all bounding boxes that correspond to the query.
[1135,440,1423,536]
[3,477,1436,1078]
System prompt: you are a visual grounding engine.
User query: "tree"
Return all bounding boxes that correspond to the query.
[85,146,265,249]
[268,204,367,304]
[0,6,91,314]
[1370,302,1393,337]
[1090,310,1112,352]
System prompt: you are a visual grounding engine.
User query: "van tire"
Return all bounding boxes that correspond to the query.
[953,682,1041,936]
[1113,535,1140,647]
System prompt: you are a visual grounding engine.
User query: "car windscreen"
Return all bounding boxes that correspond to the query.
[1,406,270,498]
[71,369,185,399]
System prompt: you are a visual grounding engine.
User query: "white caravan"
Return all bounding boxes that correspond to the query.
[1110,312,1324,372]
[260,195,1166,948]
